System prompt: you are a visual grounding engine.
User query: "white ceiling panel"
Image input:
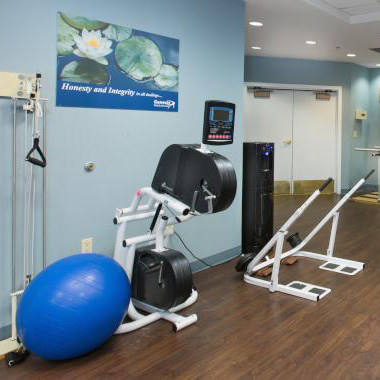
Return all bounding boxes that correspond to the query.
[245,0,380,67]
[323,0,377,9]
[305,0,380,22]
[343,3,380,15]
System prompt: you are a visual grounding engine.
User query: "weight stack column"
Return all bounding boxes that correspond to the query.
[242,142,274,255]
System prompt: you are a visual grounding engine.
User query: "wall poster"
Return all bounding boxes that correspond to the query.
[56,13,179,112]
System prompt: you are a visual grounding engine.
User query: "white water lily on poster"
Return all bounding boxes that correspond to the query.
[56,12,179,111]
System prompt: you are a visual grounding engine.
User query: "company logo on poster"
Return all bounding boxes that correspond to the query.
[154,100,176,109]
[56,12,179,112]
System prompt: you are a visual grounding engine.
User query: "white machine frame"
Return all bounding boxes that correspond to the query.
[0,72,48,359]
[113,187,199,333]
[244,172,373,301]
[0,291,23,356]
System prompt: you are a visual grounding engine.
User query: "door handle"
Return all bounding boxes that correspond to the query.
[283,139,292,145]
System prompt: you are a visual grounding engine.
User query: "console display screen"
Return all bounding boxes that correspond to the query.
[213,109,229,121]
[210,106,234,123]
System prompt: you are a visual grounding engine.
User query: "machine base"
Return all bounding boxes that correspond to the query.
[319,261,363,275]
[286,281,331,300]
[115,289,198,334]
[244,275,331,301]
[244,252,364,301]
[295,251,364,276]
[0,338,20,357]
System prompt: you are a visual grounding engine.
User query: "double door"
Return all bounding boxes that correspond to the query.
[243,88,337,194]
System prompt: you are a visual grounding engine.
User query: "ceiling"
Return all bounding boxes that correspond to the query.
[245,0,380,67]
[307,0,380,23]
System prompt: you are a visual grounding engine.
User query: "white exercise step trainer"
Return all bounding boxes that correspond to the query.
[244,170,374,301]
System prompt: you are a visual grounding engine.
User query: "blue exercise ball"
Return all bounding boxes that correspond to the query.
[17,253,130,360]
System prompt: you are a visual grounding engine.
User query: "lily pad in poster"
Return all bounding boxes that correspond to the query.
[57,14,79,56]
[103,25,132,42]
[60,12,108,31]
[115,37,163,81]
[59,60,109,85]
[154,64,179,89]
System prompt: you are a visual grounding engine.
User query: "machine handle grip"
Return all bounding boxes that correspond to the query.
[364,169,375,181]
[149,203,163,233]
[190,190,199,213]
[319,177,333,192]
[26,157,46,167]
[25,138,46,168]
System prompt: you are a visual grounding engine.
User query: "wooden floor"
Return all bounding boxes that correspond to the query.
[2,195,380,379]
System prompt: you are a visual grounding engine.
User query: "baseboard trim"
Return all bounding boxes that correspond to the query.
[342,184,377,195]
[190,246,241,272]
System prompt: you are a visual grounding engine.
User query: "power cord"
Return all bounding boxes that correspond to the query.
[174,231,212,268]
[165,203,239,268]
[174,231,239,268]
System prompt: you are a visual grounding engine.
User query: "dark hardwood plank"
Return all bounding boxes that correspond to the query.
[2,195,380,379]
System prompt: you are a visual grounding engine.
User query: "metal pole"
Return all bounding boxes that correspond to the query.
[22,107,28,286]
[42,100,47,268]
[11,98,17,292]
[269,231,285,292]
[326,212,339,257]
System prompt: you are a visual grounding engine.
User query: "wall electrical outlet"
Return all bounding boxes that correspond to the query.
[81,237,93,253]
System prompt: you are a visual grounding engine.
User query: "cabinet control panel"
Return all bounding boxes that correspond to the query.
[202,100,235,145]
[258,143,274,157]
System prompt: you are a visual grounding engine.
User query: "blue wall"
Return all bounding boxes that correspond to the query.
[0,0,245,335]
[244,56,373,190]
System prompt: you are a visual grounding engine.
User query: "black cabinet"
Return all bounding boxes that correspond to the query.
[242,142,274,255]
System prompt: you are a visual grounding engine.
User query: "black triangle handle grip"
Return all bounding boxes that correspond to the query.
[26,137,46,168]
[364,169,375,181]
[319,177,333,192]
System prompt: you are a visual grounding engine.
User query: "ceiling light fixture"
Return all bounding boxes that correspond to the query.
[347,53,356,57]
[249,21,263,27]
[251,46,262,50]
[305,40,316,45]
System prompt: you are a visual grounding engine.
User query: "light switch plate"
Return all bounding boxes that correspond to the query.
[355,109,367,120]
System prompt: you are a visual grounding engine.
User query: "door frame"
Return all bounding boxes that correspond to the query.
[244,82,343,194]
